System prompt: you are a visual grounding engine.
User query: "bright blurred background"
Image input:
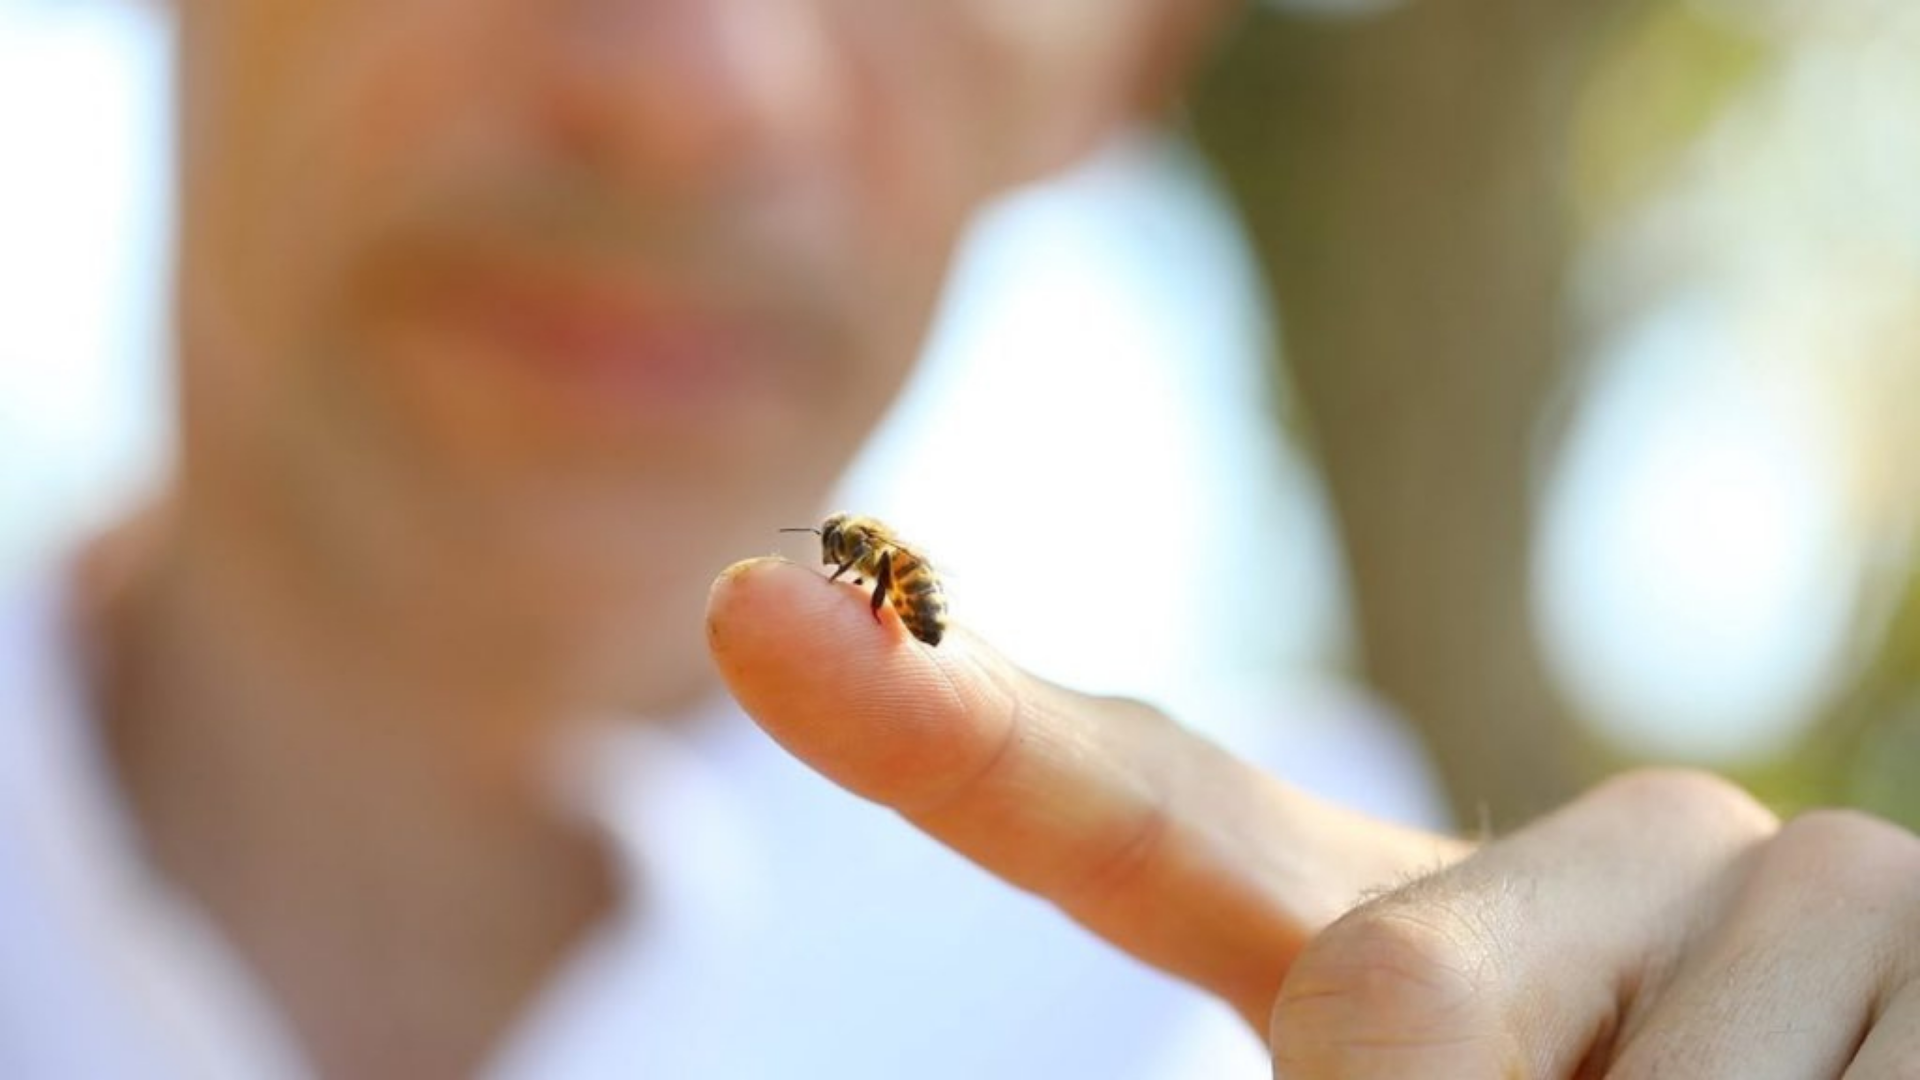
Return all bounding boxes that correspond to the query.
[3,0,1916,828]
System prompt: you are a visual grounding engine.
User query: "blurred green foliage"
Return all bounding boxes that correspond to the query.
[1570,2,1768,236]
[1193,0,1919,826]
[1742,559,1920,828]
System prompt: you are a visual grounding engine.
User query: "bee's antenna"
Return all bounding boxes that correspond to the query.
[778,526,822,535]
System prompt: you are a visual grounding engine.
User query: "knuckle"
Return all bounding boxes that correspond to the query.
[1758,808,1920,912]
[1054,789,1174,905]
[1273,901,1508,1069]
[1046,697,1204,904]
[1778,806,1919,858]
[1587,767,1778,842]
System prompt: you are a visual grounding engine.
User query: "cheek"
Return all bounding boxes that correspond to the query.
[819,222,954,480]
[823,32,988,440]
[181,1,575,481]
[182,0,528,357]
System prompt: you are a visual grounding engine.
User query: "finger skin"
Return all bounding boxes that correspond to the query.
[1608,810,1920,1080]
[1271,770,1778,1079]
[1844,982,1920,1080]
[707,557,1460,1027]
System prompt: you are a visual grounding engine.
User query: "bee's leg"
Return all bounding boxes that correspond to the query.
[828,545,864,583]
[869,551,893,624]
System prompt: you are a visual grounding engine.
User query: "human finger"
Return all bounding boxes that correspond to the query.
[706,557,1462,1026]
[1269,770,1779,1079]
[1607,810,1920,1080]
[1843,981,1920,1079]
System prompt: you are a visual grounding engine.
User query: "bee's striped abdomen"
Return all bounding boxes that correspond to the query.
[889,552,948,647]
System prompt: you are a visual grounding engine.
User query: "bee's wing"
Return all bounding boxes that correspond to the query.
[894,543,963,591]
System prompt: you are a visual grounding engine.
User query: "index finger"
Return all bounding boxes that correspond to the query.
[706,557,1464,1026]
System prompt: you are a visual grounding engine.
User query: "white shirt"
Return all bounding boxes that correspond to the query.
[0,566,1442,1079]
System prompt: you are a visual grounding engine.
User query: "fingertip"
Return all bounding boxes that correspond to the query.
[707,554,812,606]
[706,556,815,641]
[705,555,914,678]
[707,553,986,804]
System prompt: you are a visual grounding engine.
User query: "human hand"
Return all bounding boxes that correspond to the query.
[1270,772,1920,1078]
[706,557,1920,1077]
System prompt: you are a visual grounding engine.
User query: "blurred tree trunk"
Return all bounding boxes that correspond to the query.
[1188,1,1622,825]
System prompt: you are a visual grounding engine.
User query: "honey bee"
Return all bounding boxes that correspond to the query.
[781,513,948,647]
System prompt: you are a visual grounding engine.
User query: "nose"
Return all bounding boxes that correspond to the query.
[540,0,839,194]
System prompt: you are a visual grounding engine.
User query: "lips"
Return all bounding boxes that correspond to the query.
[459,260,770,405]
[362,244,809,447]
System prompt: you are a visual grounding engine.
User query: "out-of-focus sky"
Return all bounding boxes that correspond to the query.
[0,0,171,576]
[2,0,1912,770]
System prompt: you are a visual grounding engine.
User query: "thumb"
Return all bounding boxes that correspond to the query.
[706,557,1465,1027]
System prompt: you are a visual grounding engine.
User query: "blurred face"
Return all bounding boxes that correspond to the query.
[175,0,1191,586]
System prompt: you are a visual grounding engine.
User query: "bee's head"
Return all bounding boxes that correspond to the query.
[818,513,853,563]
[782,513,852,565]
